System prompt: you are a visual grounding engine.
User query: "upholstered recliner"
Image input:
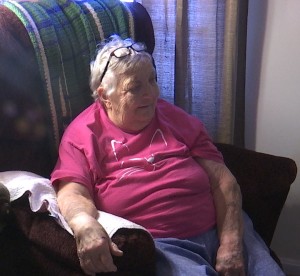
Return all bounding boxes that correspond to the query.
[0,0,297,275]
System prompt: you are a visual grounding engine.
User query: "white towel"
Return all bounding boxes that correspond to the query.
[0,170,148,237]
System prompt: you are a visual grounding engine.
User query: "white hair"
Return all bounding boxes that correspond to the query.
[90,35,154,101]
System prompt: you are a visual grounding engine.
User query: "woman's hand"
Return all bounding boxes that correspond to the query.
[71,213,123,275]
[215,241,245,276]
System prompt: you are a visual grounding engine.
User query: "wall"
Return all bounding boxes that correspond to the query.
[245,0,300,274]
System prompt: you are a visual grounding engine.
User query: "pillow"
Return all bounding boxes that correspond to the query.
[0,170,149,235]
[0,181,10,231]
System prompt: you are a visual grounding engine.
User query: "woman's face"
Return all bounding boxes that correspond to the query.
[103,60,159,132]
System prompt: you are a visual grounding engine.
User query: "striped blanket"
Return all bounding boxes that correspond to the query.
[4,0,135,152]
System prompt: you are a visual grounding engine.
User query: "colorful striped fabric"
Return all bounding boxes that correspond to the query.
[4,0,135,151]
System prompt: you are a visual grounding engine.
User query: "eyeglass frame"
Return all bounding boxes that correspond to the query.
[98,42,147,85]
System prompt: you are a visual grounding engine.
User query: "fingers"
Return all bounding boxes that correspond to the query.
[216,262,245,275]
[110,241,123,257]
[215,245,245,276]
[77,236,120,275]
[216,269,245,276]
[216,260,245,276]
[78,251,117,275]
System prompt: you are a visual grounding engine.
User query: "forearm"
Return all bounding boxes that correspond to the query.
[197,158,245,274]
[212,178,243,246]
[196,158,243,243]
[212,171,245,274]
[56,181,99,231]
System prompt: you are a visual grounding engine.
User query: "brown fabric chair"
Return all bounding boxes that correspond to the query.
[0,1,297,275]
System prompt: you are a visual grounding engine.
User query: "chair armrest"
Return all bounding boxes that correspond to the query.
[215,143,297,246]
[0,195,156,275]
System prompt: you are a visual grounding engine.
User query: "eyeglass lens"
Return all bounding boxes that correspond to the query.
[113,43,147,58]
[99,42,147,84]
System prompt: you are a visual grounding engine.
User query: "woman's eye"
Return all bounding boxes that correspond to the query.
[129,85,141,93]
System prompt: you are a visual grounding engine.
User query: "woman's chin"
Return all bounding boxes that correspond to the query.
[131,115,154,132]
[137,105,155,116]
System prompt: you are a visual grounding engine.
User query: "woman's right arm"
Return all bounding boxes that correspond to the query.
[56,181,123,275]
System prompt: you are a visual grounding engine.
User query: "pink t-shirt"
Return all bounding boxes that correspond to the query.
[51,99,224,238]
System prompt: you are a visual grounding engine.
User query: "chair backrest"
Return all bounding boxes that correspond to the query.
[0,0,155,176]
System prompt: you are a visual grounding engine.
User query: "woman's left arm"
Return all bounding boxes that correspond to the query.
[196,158,245,276]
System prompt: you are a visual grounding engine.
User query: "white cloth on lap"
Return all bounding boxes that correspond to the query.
[0,170,148,237]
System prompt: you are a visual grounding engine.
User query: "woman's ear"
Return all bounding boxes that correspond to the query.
[97,86,112,109]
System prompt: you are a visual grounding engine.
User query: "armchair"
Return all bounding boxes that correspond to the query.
[0,0,297,275]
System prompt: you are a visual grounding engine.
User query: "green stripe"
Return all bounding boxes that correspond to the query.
[4,0,134,153]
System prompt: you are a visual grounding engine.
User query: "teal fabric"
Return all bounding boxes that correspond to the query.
[4,0,134,151]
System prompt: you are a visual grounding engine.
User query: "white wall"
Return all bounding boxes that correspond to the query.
[246,0,300,274]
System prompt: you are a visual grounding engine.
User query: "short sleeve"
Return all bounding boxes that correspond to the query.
[51,138,95,195]
[189,120,224,163]
[157,99,223,163]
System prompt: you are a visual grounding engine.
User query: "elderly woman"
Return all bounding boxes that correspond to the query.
[51,35,284,276]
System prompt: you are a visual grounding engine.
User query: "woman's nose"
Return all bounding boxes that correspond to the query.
[142,84,157,98]
[142,88,152,98]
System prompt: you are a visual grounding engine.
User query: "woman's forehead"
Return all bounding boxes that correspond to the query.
[122,65,155,82]
[129,59,155,73]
